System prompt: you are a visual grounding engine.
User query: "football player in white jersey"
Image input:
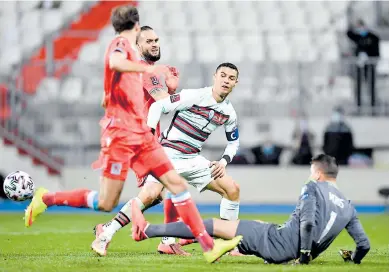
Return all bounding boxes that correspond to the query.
[92,63,241,256]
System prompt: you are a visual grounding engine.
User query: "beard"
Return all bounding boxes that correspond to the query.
[142,49,161,62]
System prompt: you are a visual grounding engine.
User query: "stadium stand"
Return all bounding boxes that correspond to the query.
[1,0,389,167]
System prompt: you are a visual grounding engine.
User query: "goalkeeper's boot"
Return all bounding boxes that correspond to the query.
[25,187,48,227]
[203,236,243,263]
[91,224,111,256]
[131,199,150,242]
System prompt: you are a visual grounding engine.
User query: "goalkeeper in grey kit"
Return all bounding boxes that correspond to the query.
[131,154,370,264]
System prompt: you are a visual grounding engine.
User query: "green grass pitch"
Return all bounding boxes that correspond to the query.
[0,213,388,271]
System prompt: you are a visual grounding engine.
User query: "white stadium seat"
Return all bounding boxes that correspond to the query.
[78,42,100,64]
[42,10,64,34]
[18,0,40,12]
[34,77,61,103]
[60,77,83,103]
[20,10,41,30]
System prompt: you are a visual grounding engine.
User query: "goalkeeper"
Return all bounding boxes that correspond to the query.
[131,154,370,265]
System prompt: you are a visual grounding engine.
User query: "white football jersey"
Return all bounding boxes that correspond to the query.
[148,87,239,159]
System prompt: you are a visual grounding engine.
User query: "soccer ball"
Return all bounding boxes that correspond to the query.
[3,171,35,201]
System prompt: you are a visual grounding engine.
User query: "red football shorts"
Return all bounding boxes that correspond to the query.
[92,122,173,182]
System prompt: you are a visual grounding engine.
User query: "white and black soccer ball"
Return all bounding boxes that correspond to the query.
[3,171,35,202]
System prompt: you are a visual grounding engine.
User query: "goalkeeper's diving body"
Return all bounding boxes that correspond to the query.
[131,154,370,265]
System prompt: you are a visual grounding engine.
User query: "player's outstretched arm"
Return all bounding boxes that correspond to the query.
[147,89,198,130]
[343,208,370,264]
[298,183,317,264]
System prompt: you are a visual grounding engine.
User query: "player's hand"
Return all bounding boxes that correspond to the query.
[210,161,226,179]
[165,66,179,93]
[339,249,353,262]
[297,250,312,265]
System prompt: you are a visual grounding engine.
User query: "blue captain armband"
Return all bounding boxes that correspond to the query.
[226,127,239,141]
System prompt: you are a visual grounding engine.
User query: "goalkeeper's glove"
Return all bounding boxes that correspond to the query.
[339,249,353,262]
[298,250,312,265]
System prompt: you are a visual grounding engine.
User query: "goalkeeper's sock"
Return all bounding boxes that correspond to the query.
[146,219,214,239]
[171,190,214,252]
[42,189,94,208]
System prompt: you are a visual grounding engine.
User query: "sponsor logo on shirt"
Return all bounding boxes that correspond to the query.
[151,76,159,85]
[170,94,180,103]
[208,110,215,120]
[329,192,344,208]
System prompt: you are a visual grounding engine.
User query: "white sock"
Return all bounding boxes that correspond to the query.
[86,191,99,210]
[103,197,145,239]
[220,198,240,220]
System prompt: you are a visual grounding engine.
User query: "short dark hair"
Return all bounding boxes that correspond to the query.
[216,62,239,78]
[311,154,339,178]
[111,5,139,34]
[140,25,153,32]
[137,26,154,43]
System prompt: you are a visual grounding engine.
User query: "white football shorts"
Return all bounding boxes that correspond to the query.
[146,147,212,192]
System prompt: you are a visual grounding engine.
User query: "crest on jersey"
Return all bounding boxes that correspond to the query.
[150,76,159,85]
[110,163,122,176]
[208,110,215,120]
[170,94,180,103]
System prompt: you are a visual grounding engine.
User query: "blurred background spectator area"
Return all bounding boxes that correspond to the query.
[1,0,389,174]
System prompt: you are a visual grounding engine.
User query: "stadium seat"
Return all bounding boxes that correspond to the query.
[42,9,64,34]
[21,28,43,55]
[0,1,17,14]
[61,0,85,20]
[60,77,83,103]
[19,0,40,12]
[83,77,103,105]
[20,10,42,30]
[166,12,188,31]
[78,42,100,64]
[34,77,61,104]
[78,118,101,145]
[0,46,22,72]
[171,35,193,64]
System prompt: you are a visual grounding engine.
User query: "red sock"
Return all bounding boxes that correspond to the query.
[172,191,214,252]
[43,189,90,208]
[164,198,179,223]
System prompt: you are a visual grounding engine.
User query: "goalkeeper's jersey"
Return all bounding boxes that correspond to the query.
[147,86,239,160]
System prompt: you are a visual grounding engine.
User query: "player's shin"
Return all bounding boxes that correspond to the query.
[220,198,240,221]
[42,189,97,209]
[171,191,214,252]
